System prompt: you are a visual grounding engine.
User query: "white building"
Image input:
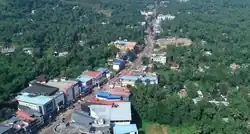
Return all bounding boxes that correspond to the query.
[151,54,167,64]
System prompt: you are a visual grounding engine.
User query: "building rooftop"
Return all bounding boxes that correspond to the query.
[77,75,93,83]
[89,102,131,121]
[91,97,125,105]
[120,76,139,81]
[35,75,47,82]
[0,124,11,134]
[22,82,59,96]
[98,68,109,73]
[113,59,124,65]
[141,76,158,81]
[96,92,121,99]
[18,105,42,117]
[71,111,95,129]
[16,92,52,105]
[113,124,137,134]
[16,110,35,121]
[83,71,103,78]
[43,80,77,91]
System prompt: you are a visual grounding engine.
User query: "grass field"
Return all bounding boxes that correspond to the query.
[139,120,195,134]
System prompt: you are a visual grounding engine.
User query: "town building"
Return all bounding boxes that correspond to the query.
[89,102,132,125]
[113,59,126,71]
[16,92,56,122]
[114,40,137,52]
[82,71,107,85]
[96,91,122,101]
[76,75,93,87]
[113,124,138,134]
[18,105,44,126]
[151,54,167,64]
[23,82,65,111]
[42,78,80,106]
[54,110,111,134]
[120,75,158,86]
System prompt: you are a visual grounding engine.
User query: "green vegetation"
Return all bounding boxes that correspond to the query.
[131,0,250,133]
[0,0,155,119]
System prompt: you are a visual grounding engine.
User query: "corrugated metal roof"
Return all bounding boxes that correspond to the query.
[120,76,139,81]
[91,97,125,105]
[76,75,93,82]
[89,102,131,121]
[113,124,137,134]
[82,71,102,78]
[96,92,121,99]
[16,92,52,105]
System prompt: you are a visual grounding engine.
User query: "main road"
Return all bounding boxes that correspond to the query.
[39,5,157,134]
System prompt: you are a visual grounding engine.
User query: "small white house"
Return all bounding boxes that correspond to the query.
[152,55,166,64]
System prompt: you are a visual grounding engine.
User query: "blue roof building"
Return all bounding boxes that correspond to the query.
[113,59,124,65]
[120,75,158,85]
[113,124,138,134]
[16,93,55,115]
[97,67,109,73]
[96,91,121,100]
[16,92,52,105]
[119,41,126,45]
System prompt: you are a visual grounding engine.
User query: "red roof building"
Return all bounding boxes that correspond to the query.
[91,97,125,105]
[16,110,35,121]
[82,71,103,78]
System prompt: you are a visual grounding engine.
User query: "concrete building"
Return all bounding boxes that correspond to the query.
[113,59,125,71]
[43,79,80,106]
[54,110,111,134]
[113,124,138,134]
[23,82,65,111]
[76,75,93,87]
[82,71,107,85]
[151,54,167,64]
[120,75,158,86]
[89,102,132,125]
[16,92,56,121]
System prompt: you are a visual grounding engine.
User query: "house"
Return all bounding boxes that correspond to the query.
[113,124,138,134]
[16,92,56,121]
[113,59,126,71]
[82,71,107,85]
[114,40,137,52]
[76,75,93,87]
[0,124,13,134]
[23,82,65,111]
[18,105,44,126]
[91,97,125,105]
[151,55,166,64]
[98,68,109,74]
[42,78,80,106]
[89,102,132,125]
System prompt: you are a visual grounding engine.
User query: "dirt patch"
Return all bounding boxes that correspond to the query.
[146,123,169,134]
[157,37,192,48]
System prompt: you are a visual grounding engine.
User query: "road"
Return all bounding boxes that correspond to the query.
[39,5,157,134]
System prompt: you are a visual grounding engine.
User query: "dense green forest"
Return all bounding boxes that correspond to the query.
[0,0,154,117]
[131,0,250,133]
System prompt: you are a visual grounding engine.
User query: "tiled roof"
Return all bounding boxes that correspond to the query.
[91,97,125,105]
[82,71,102,78]
[126,42,136,48]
